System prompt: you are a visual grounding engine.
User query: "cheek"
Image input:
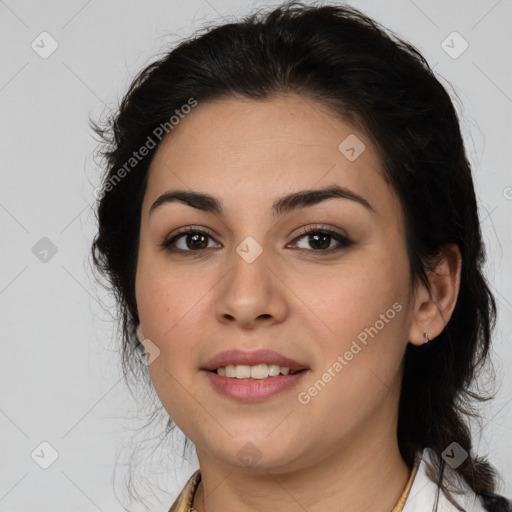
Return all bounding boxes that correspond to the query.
[136,244,210,337]
[291,247,410,418]
[136,276,206,363]
[136,266,211,429]
[292,247,409,344]
[135,249,223,384]
[294,281,408,449]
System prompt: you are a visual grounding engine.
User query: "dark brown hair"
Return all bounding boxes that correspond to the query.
[90,1,504,507]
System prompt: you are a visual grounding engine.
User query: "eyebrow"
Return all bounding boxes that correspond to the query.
[149,184,375,217]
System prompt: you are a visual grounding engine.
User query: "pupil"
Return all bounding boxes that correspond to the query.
[311,233,329,250]
[188,233,207,249]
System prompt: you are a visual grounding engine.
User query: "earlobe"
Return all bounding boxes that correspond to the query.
[136,324,145,341]
[408,243,462,346]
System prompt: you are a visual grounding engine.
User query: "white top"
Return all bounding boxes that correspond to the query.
[403,447,487,512]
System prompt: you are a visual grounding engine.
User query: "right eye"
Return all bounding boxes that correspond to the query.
[160,227,221,255]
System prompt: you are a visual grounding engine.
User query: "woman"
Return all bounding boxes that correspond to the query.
[90,2,511,511]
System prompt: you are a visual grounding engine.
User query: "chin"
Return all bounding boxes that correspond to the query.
[206,433,308,473]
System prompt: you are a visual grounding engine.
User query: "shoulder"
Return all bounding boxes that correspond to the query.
[403,448,511,512]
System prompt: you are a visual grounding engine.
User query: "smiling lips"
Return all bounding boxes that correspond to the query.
[201,349,310,402]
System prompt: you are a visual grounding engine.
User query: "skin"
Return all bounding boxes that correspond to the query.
[135,93,461,512]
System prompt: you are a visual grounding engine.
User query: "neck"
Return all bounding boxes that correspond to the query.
[192,405,412,512]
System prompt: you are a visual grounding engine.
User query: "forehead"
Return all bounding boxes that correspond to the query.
[144,94,396,218]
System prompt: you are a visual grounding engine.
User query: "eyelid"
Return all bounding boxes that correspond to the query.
[293,223,349,239]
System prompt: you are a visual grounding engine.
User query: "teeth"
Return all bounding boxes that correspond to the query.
[215,364,299,379]
[251,364,268,379]
[268,364,281,377]
[236,365,251,379]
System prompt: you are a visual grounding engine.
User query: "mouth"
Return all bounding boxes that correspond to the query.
[201,349,310,402]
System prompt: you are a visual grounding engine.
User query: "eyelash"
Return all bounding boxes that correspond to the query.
[159,224,354,256]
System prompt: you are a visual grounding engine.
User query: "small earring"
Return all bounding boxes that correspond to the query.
[423,332,430,344]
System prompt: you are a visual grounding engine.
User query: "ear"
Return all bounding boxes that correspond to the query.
[408,243,462,346]
[136,323,145,341]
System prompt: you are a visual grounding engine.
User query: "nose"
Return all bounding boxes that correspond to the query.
[212,246,289,330]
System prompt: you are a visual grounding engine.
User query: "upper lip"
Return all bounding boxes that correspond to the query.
[202,349,309,372]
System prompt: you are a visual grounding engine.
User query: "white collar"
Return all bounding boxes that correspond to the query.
[403,447,487,512]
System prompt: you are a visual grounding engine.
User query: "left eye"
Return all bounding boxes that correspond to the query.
[291,227,353,253]
[160,226,353,255]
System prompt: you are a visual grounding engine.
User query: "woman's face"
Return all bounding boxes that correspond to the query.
[135,94,421,473]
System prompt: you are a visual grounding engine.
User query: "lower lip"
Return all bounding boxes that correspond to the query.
[203,370,309,402]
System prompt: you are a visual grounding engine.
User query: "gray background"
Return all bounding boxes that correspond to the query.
[0,0,511,510]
